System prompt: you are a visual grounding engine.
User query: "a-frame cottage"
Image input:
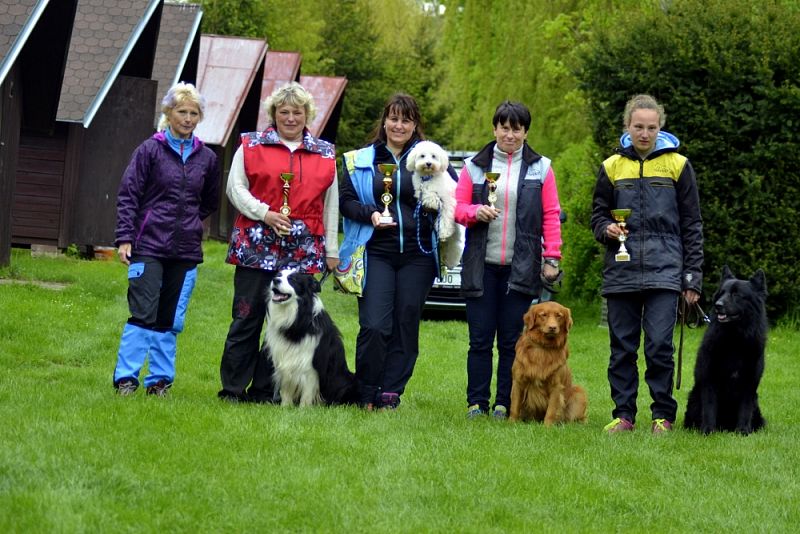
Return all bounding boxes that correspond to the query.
[0,0,166,262]
[194,34,267,241]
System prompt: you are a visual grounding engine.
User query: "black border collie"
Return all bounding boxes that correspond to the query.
[261,269,357,406]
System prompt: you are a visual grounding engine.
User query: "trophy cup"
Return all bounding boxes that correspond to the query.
[611,208,632,262]
[485,172,500,209]
[377,163,397,224]
[278,172,294,235]
[279,173,294,216]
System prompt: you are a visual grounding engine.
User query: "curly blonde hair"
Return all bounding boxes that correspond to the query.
[264,81,317,126]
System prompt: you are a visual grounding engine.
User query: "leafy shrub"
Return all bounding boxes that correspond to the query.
[577,0,800,319]
[555,139,605,302]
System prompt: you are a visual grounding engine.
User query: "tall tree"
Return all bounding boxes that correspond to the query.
[314,0,390,151]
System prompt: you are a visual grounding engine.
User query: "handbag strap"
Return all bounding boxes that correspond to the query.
[319,269,331,286]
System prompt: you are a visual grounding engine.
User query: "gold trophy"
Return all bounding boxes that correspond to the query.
[485,172,500,209]
[279,173,294,217]
[278,172,294,235]
[611,208,632,262]
[377,163,397,224]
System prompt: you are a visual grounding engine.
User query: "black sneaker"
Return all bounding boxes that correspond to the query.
[146,380,172,397]
[218,390,248,403]
[116,379,138,396]
[378,392,400,410]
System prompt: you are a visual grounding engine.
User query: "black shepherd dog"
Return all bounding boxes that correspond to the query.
[683,266,767,435]
[262,269,358,406]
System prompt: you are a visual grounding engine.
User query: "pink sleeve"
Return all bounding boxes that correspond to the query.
[455,165,480,227]
[541,166,562,259]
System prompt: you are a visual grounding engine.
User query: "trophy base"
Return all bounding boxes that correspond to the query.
[615,252,630,262]
[378,215,394,225]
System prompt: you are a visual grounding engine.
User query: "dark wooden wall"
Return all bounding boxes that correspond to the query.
[68,75,158,246]
[12,127,67,247]
[0,66,22,265]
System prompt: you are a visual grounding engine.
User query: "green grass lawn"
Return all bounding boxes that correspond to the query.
[1,242,798,533]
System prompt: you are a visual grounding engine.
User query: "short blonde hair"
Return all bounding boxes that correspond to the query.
[157,82,205,131]
[623,94,666,129]
[264,81,317,125]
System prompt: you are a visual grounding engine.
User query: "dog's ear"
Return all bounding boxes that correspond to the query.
[721,265,734,281]
[436,146,450,167]
[406,149,417,171]
[522,305,536,331]
[564,306,573,332]
[310,277,322,294]
[750,269,768,297]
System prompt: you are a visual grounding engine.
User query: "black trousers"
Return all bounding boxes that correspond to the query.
[606,289,679,423]
[355,251,437,405]
[219,266,276,401]
[465,264,533,411]
[127,255,196,331]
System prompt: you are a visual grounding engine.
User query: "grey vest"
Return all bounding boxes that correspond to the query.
[460,155,550,298]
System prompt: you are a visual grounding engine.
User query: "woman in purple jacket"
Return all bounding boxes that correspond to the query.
[112,82,219,396]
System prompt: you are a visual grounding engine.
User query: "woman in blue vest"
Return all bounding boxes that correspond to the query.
[340,93,457,410]
[455,101,563,419]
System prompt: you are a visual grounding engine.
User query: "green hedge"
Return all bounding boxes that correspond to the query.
[575,0,800,320]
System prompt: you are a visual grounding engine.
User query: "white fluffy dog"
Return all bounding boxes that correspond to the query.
[406,141,464,268]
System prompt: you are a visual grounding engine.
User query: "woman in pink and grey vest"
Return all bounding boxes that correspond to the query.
[455,101,563,419]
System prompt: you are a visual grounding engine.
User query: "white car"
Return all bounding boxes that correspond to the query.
[425,263,464,311]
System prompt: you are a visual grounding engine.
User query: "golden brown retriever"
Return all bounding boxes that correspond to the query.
[510,301,587,425]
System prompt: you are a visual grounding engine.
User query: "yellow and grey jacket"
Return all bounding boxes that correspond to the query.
[591,131,703,296]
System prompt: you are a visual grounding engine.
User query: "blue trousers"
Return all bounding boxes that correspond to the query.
[465,264,533,411]
[606,290,679,423]
[113,256,197,387]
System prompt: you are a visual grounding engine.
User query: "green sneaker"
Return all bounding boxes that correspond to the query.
[467,404,486,419]
[603,417,634,433]
[492,405,508,420]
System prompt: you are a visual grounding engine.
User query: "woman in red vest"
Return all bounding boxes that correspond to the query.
[218,82,339,402]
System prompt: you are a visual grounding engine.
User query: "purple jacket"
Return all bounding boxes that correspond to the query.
[115,132,219,263]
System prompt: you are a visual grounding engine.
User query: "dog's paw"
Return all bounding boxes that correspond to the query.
[420,191,441,211]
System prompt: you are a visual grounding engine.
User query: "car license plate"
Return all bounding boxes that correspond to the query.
[435,269,461,288]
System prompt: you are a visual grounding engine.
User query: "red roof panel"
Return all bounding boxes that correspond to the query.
[194,34,267,146]
[299,75,347,138]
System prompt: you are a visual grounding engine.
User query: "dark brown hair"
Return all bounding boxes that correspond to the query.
[368,93,426,146]
[492,101,532,132]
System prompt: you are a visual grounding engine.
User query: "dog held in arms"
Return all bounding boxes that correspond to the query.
[261,269,358,406]
[406,140,464,269]
[683,266,768,434]
[510,301,587,425]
